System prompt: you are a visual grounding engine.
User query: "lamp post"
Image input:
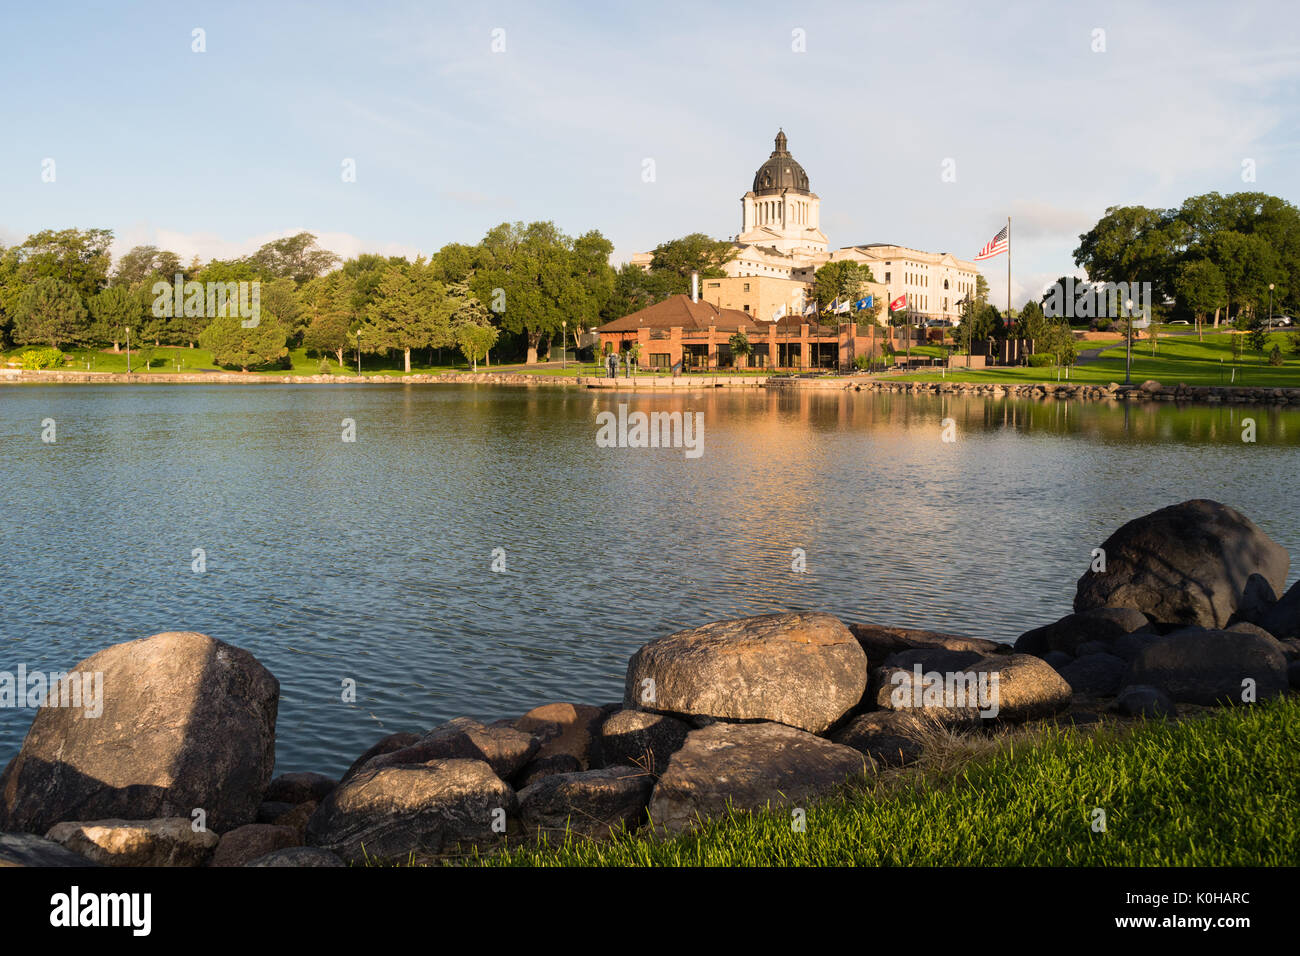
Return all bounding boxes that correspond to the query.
[1268,282,1275,329]
[1124,299,1133,385]
[356,330,361,377]
[562,320,567,371]
[125,327,131,374]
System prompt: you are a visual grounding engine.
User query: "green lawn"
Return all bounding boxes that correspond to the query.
[4,346,467,377]
[471,696,1299,866]
[898,332,1300,387]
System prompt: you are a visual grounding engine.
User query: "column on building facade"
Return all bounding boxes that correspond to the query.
[707,325,717,369]
[669,327,683,371]
[799,323,810,370]
[767,325,778,369]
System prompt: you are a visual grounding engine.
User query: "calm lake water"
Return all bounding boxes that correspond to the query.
[2,383,1298,774]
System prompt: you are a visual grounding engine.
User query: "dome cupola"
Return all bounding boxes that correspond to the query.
[752,129,810,195]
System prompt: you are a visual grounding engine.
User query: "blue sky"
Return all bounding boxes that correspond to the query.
[2,0,1298,306]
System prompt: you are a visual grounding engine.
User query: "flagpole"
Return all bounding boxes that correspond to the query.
[1007,216,1012,360]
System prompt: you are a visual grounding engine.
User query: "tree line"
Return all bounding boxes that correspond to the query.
[0,226,755,371]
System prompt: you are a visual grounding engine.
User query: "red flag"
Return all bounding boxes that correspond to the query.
[889,294,908,311]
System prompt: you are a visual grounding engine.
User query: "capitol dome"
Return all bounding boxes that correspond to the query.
[752,129,810,195]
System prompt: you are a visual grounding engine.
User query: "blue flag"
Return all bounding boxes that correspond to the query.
[854,296,873,311]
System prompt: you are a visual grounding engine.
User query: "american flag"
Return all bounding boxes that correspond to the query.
[974,225,1008,260]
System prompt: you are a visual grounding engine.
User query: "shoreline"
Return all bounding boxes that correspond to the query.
[5,367,1300,405]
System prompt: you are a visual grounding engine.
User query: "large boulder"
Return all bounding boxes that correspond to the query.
[647,722,867,835]
[350,717,539,782]
[1124,628,1290,705]
[875,653,1071,723]
[306,759,514,864]
[0,631,278,834]
[1074,500,1289,628]
[624,612,868,734]
[44,818,219,867]
[1014,607,1150,657]
[598,710,690,773]
[517,766,654,841]
[1260,579,1300,641]
[264,772,337,805]
[849,623,1007,662]
[342,732,421,782]
[1058,653,1127,697]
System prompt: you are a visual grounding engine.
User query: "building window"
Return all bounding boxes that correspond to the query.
[743,283,750,292]
[884,271,891,282]
[744,304,751,312]
[649,353,670,368]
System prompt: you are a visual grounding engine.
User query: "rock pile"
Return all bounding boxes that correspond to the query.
[1,498,1295,866]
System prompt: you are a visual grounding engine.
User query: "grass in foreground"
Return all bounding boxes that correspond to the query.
[472,696,1299,866]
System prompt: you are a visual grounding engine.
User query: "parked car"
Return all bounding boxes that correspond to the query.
[1272,315,1293,327]
[1168,320,1190,325]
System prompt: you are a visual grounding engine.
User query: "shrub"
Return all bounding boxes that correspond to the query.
[1094,317,1113,332]
[1268,344,1284,366]
[20,347,65,370]
[854,354,871,370]
[318,357,331,374]
[1027,353,1056,367]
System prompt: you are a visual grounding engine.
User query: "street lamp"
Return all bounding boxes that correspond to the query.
[1124,299,1133,385]
[1268,282,1275,329]
[125,327,131,373]
[356,330,362,377]
[562,320,567,371]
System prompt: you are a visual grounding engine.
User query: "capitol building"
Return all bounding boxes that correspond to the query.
[632,130,982,325]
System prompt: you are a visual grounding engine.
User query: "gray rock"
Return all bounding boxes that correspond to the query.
[257,801,296,823]
[1113,630,1162,662]
[1260,579,1300,640]
[352,717,539,782]
[1058,653,1127,696]
[1014,607,1150,657]
[1227,621,1278,642]
[342,732,421,782]
[598,709,689,774]
[1074,500,1290,628]
[306,758,515,864]
[1289,661,1300,689]
[516,754,583,788]
[1075,641,1112,657]
[881,648,985,672]
[625,612,868,734]
[518,766,654,841]
[0,831,100,867]
[210,823,300,867]
[265,772,337,805]
[0,631,278,835]
[647,722,867,835]
[1125,628,1289,705]
[1043,651,1073,672]
[849,623,1008,662]
[246,846,345,867]
[1115,684,1176,719]
[828,711,924,766]
[43,818,218,867]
